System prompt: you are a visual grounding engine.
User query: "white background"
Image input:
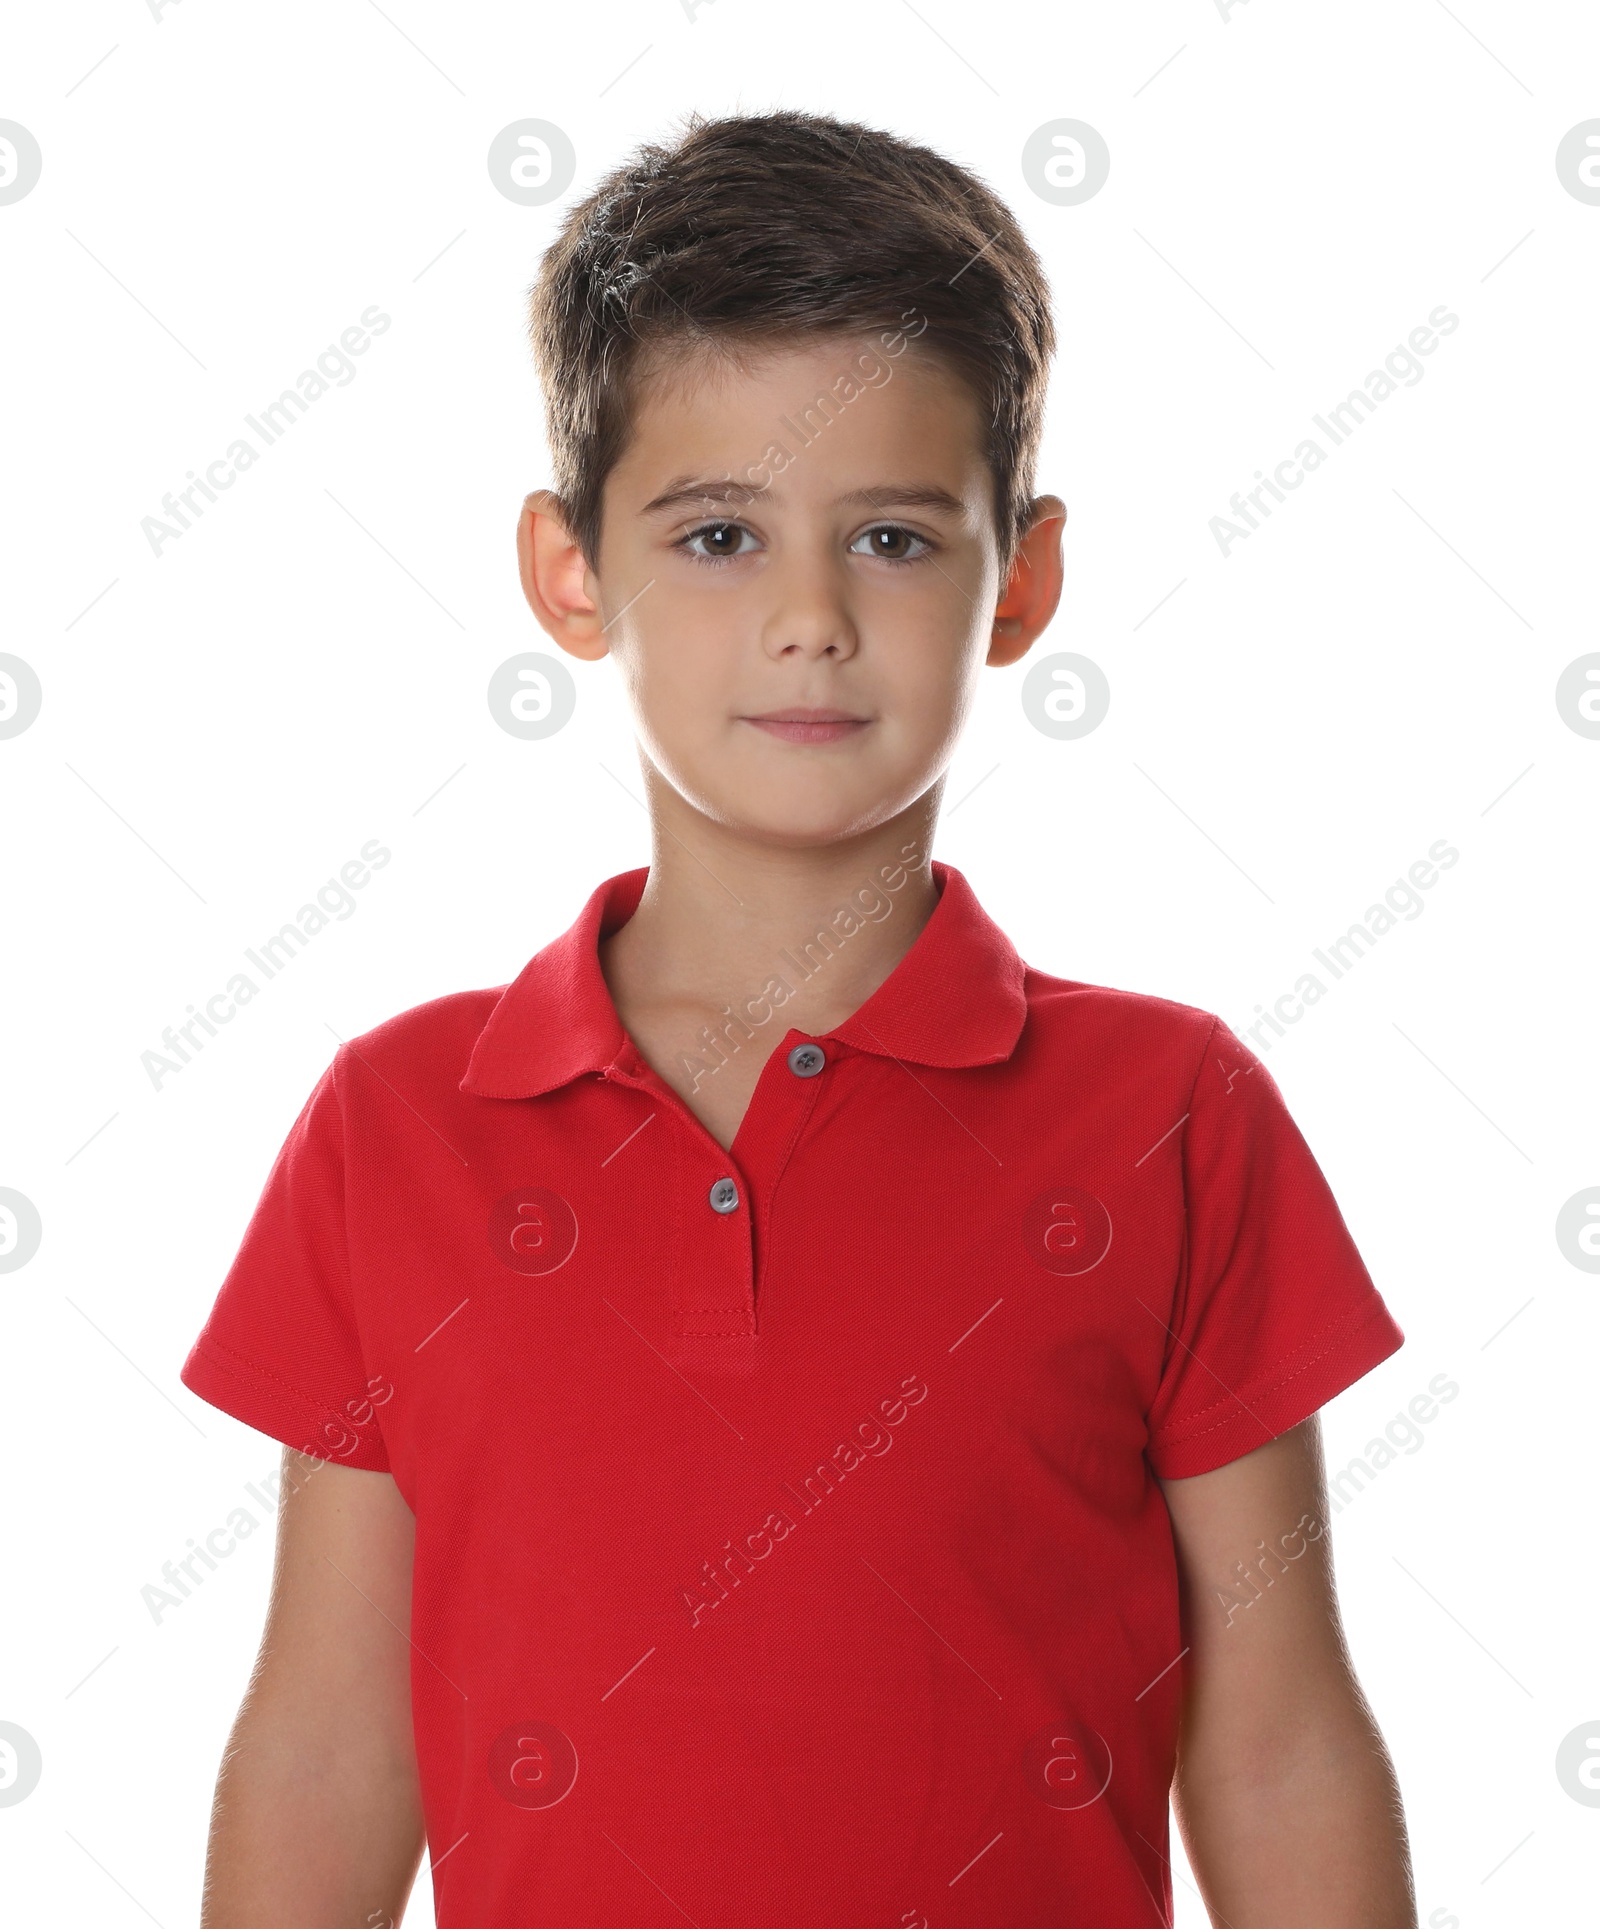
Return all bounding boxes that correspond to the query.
[3,1,1597,1923]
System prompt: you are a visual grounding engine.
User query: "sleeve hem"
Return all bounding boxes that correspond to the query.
[180,1333,392,1473]
[1146,1293,1404,1480]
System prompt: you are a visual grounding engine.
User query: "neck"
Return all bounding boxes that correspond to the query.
[600,781,944,1039]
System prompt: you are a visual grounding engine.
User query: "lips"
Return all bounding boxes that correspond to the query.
[741,708,871,745]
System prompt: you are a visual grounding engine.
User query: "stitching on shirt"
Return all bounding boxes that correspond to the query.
[190,1334,330,1412]
[190,1334,391,1466]
[1147,1294,1390,1451]
[1150,1293,1385,1442]
[189,1332,330,1419]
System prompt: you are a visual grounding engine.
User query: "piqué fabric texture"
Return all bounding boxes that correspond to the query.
[180,859,1404,1927]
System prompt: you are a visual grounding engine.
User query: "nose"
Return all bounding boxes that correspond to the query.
[758,541,859,662]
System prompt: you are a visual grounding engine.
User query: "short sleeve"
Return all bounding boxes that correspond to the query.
[1144,1017,1404,1479]
[179,1049,392,1471]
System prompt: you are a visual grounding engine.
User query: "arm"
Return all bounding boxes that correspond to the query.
[198,1447,427,1928]
[1158,1417,1416,1929]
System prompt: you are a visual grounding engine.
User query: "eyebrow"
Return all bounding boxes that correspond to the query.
[639,477,969,519]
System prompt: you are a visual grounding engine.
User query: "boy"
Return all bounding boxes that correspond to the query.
[180,109,1416,1927]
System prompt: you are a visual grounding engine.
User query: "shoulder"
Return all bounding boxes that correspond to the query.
[329,982,508,1098]
[1020,966,1223,1084]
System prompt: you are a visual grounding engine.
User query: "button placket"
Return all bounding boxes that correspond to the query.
[601,1057,755,1341]
[737,1032,833,1311]
[603,1031,834,1346]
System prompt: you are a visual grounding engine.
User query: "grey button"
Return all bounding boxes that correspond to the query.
[786,1042,826,1078]
[708,1177,740,1214]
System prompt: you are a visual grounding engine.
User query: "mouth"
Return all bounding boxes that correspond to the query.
[740,707,872,745]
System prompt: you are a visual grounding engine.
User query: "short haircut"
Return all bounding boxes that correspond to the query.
[528,109,1056,573]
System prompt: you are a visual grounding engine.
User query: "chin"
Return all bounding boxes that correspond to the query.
[661,749,922,845]
[741,791,919,850]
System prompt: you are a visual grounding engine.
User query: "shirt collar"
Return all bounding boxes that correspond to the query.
[459,859,1028,1101]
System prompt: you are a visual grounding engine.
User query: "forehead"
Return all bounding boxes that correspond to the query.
[611,331,988,489]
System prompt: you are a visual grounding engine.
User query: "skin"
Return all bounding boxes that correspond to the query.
[196,331,1415,1927]
[197,1449,425,1927]
[1160,1423,1416,1926]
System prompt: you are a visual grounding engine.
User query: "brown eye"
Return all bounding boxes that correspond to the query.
[850,524,931,562]
[680,520,755,562]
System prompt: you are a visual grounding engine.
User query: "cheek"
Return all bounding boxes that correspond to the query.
[888,653,965,732]
[623,675,728,810]
[622,625,729,752]
[874,601,981,716]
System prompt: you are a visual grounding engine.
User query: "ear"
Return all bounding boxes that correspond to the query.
[516,491,611,661]
[987,495,1066,668]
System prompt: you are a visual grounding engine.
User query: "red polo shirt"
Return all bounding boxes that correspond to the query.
[180,858,1404,1927]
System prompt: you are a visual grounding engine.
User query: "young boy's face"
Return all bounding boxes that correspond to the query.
[519,334,1063,849]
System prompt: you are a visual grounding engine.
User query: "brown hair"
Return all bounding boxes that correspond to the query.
[527,109,1055,573]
